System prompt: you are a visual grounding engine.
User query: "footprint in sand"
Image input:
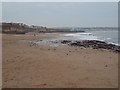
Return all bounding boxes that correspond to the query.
[105,65,108,67]
[69,51,71,52]
[54,48,56,50]
[33,83,47,87]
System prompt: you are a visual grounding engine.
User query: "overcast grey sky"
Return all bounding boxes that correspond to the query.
[2,2,118,27]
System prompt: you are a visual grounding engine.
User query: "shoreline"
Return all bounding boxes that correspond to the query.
[23,33,120,53]
[60,40,120,53]
[2,34,118,88]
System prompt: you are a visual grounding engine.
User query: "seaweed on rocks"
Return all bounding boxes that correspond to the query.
[61,40,72,44]
[60,40,120,53]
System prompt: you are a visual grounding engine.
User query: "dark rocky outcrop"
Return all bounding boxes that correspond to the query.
[61,40,72,44]
[60,40,120,53]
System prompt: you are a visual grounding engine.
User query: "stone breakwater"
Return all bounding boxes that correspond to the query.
[60,40,120,53]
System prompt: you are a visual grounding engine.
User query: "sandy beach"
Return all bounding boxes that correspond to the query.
[2,34,118,88]
[0,34,2,89]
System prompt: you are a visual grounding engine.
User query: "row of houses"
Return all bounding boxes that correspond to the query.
[1,22,80,34]
[1,22,47,34]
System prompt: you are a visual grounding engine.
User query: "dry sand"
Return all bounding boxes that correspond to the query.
[0,34,2,89]
[2,34,118,88]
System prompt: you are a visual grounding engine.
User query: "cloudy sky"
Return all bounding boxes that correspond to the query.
[2,2,118,27]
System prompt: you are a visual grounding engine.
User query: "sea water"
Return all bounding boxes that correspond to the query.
[17,28,119,47]
[63,29,119,46]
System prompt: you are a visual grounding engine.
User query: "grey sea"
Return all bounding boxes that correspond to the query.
[18,28,119,47]
[62,28,119,46]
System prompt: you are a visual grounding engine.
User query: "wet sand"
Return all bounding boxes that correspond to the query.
[2,34,118,88]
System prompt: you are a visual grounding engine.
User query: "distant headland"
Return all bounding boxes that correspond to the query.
[0,22,72,34]
[0,22,118,34]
